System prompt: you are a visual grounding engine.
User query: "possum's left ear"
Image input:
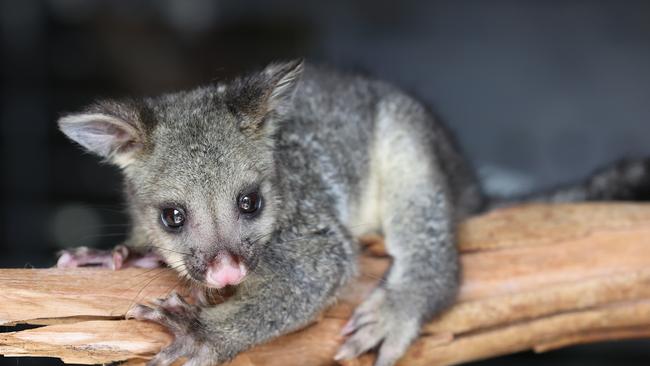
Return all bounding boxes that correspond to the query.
[261,59,304,116]
[228,59,304,136]
[58,100,149,169]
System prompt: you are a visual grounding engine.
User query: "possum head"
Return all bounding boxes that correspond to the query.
[59,60,303,288]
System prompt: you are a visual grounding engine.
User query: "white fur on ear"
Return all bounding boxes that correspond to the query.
[236,60,304,136]
[58,112,142,168]
[265,59,304,115]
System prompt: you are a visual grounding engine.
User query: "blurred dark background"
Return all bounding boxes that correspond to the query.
[1,0,649,365]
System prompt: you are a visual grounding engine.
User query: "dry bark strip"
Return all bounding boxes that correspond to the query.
[0,203,649,365]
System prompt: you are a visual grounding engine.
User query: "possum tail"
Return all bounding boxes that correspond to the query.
[489,158,650,209]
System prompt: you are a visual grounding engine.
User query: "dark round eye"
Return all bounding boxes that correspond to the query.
[161,207,185,231]
[238,192,262,215]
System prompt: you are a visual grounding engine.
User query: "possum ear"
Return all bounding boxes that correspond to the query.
[58,100,148,168]
[261,59,304,115]
[230,59,304,135]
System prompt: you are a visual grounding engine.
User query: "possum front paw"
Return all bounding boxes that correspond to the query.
[57,245,164,269]
[336,287,421,366]
[127,292,224,366]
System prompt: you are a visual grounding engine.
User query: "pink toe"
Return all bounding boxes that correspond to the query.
[57,253,76,268]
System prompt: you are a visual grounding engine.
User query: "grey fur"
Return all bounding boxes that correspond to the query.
[491,158,650,208]
[57,60,649,366]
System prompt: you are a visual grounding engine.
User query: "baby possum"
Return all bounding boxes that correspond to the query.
[57,60,650,366]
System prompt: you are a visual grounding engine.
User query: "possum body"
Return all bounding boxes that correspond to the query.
[57,60,650,366]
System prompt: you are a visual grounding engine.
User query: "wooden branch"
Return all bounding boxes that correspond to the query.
[1,203,650,365]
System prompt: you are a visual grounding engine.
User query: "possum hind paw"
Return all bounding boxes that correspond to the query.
[56,245,164,270]
[57,245,128,269]
[336,288,421,366]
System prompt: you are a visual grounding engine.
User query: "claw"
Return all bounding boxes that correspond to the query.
[153,292,187,313]
[334,345,353,361]
[337,288,420,366]
[147,342,185,366]
[340,318,356,336]
[111,244,130,269]
[126,304,158,321]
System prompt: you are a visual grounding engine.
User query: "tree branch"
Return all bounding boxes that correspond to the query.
[1,203,650,365]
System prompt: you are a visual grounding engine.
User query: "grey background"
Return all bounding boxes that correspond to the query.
[1,0,649,364]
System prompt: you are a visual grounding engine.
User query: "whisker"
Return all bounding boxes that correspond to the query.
[121,259,185,292]
[122,264,183,294]
[148,245,191,256]
[128,262,188,307]
[75,232,128,242]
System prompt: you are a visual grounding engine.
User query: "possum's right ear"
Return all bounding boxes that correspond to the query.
[58,101,148,168]
[228,60,304,137]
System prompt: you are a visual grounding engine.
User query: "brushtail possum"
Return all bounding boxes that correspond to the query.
[57,60,650,366]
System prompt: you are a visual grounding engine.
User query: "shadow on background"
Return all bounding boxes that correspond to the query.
[1,0,649,365]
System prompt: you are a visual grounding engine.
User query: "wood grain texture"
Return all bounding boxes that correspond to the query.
[1,203,649,365]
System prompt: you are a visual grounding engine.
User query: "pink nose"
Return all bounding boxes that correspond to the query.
[205,251,248,288]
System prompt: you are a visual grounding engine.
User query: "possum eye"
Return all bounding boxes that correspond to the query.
[238,192,262,215]
[161,207,186,231]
